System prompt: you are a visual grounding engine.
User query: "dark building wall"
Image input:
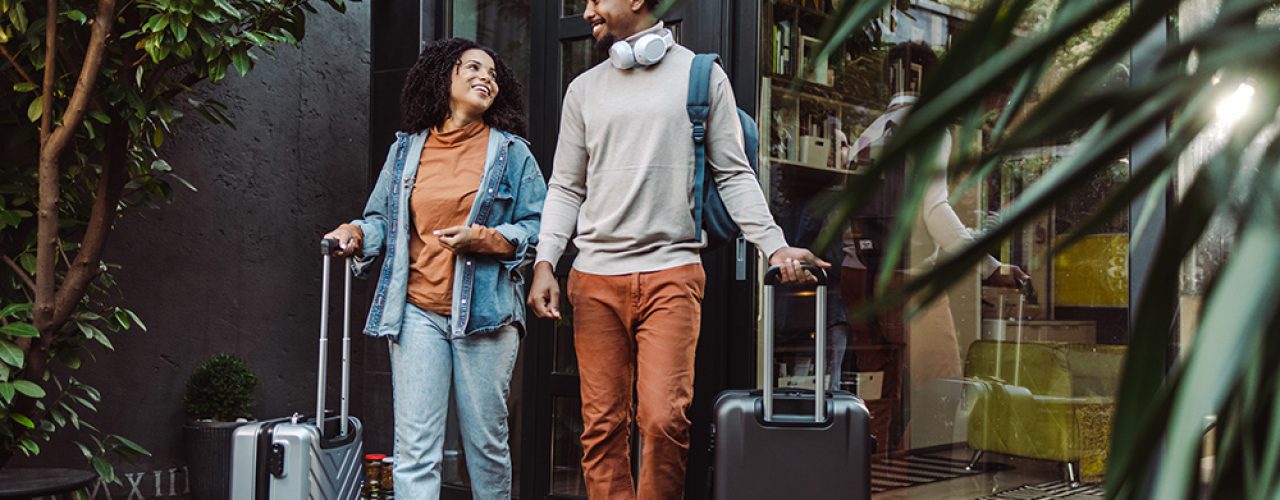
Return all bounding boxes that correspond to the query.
[17,2,373,494]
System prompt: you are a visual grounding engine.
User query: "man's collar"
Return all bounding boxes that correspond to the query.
[624,20,665,42]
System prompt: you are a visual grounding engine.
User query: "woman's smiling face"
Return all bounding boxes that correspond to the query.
[450,49,499,118]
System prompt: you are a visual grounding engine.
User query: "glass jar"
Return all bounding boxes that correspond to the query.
[380,456,395,497]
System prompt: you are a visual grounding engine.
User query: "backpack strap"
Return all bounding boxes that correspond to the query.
[687,53,721,241]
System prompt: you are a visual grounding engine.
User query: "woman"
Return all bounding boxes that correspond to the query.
[324,38,545,499]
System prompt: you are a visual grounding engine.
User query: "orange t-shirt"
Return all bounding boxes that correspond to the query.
[405,121,513,314]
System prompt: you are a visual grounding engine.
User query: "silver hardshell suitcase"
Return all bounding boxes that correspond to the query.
[230,239,364,499]
[711,266,873,500]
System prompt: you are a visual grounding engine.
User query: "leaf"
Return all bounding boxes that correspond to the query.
[27,96,42,122]
[1,323,38,338]
[92,331,115,351]
[0,383,13,403]
[11,413,34,428]
[75,441,93,460]
[243,31,267,46]
[18,254,34,274]
[111,436,152,457]
[8,1,26,33]
[64,9,86,24]
[58,352,81,370]
[213,0,241,19]
[72,394,97,412]
[19,439,38,456]
[12,380,44,398]
[76,321,102,340]
[12,82,36,92]
[0,339,24,368]
[170,174,199,193]
[0,303,31,319]
[153,128,164,148]
[91,457,116,484]
[170,21,188,42]
[230,50,250,77]
[89,111,111,124]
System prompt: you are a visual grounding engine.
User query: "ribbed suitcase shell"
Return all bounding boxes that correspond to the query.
[711,266,873,499]
[230,416,363,499]
[712,389,871,499]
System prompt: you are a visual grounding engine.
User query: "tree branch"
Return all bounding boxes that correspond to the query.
[43,0,116,160]
[51,114,128,333]
[34,0,61,336]
[0,45,35,86]
[2,255,36,293]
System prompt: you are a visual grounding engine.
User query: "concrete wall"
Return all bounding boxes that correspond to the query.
[17,3,373,497]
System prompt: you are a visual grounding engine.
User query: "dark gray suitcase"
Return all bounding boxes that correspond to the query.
[711,266,872,500]
[229,240,363,499]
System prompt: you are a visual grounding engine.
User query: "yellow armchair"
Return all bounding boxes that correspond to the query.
[963,340,1125,484]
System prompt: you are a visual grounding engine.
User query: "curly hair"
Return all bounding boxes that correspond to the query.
[399,38,527,137]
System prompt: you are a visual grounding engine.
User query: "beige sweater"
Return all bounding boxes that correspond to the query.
[536,26,788,275]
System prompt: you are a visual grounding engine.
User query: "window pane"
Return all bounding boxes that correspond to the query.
[453,0,532,122]
[563,0,587,18]
[759,1,1130,494]
[554,272,578,375]
[550,397,587,497]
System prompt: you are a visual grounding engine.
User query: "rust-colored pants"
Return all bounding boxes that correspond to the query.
[567,263,706,500]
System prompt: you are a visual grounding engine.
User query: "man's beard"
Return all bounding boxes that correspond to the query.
[594,32,617,52]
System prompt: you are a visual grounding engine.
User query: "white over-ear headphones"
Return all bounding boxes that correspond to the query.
[609,28,674,70]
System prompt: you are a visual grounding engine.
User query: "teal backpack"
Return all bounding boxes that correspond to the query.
[687,53,762,249]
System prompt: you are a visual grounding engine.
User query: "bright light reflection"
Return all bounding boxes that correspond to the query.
[1216,83,1255,125]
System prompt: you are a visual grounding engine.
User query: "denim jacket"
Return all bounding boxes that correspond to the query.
[351,128,546,339]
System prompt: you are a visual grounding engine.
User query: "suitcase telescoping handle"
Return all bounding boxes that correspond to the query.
[762,265,828,424]
[318,238,353,438]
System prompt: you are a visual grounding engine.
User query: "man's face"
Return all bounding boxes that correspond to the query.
[583,0,648,51]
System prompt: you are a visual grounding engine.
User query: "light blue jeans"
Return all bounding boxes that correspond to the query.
[390,304,520,499]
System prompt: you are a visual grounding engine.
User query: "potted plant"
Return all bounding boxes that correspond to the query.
[182,353,257,500]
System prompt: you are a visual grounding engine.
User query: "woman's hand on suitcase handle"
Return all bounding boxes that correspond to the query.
[528,261,561,319]
[768,247,831,285]
[322,225,361,257]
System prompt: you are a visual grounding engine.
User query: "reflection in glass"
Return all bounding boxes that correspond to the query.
[561,37,604,96]
[453,0,532,118]
[554,273,578,375]
[563,0,587,17]
[550,397,587,497]
[760,0,1130,492]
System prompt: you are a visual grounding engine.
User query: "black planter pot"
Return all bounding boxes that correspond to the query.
[182,420,246,500]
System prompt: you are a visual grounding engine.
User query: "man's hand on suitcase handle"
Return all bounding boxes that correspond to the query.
[768,247,831,285]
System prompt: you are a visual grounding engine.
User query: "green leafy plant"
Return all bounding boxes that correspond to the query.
[0,0,345,477]
[810,0,1280,498]
[184,353,256,422]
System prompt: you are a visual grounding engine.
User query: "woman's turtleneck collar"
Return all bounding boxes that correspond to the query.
[431,119,488,146]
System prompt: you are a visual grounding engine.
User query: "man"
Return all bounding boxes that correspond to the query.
[527,1,827,498]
